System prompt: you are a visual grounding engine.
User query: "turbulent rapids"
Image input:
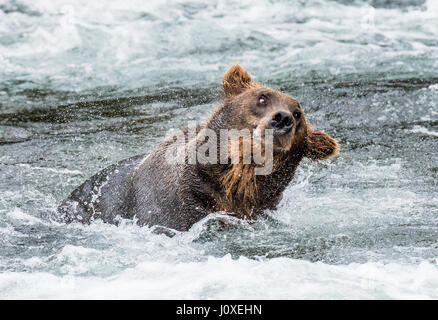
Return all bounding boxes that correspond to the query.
[0,0,437,299]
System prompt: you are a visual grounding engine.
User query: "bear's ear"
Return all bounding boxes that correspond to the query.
[223,64,255,98]
[304,124,339,161]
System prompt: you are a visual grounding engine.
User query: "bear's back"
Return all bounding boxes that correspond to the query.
[58,154,147,224]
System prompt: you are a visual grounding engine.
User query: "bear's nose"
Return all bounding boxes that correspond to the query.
[268,111,294,135]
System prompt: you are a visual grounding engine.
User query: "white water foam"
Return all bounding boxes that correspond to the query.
[1,255,437,299]
[1,0,437,300]
[409,125,438,137]
[1,0,437,92]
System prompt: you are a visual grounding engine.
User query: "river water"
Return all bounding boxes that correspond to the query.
[0,0,437,299]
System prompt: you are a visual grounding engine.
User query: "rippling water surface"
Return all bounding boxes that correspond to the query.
[0,0,437,299]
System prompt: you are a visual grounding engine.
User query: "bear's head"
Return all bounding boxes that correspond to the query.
[220,64,338,161]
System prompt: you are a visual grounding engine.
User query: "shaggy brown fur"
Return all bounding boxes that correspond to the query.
[213,64,337,218]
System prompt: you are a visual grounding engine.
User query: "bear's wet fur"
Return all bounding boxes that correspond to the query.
[58,64,338,231]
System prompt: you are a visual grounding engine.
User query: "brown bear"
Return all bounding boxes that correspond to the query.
[58,64,338,231]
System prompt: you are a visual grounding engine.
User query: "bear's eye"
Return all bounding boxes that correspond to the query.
[293,111,301,119]
[258,95,268,105]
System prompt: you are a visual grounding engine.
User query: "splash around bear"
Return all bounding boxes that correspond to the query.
[58,65,338,231]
